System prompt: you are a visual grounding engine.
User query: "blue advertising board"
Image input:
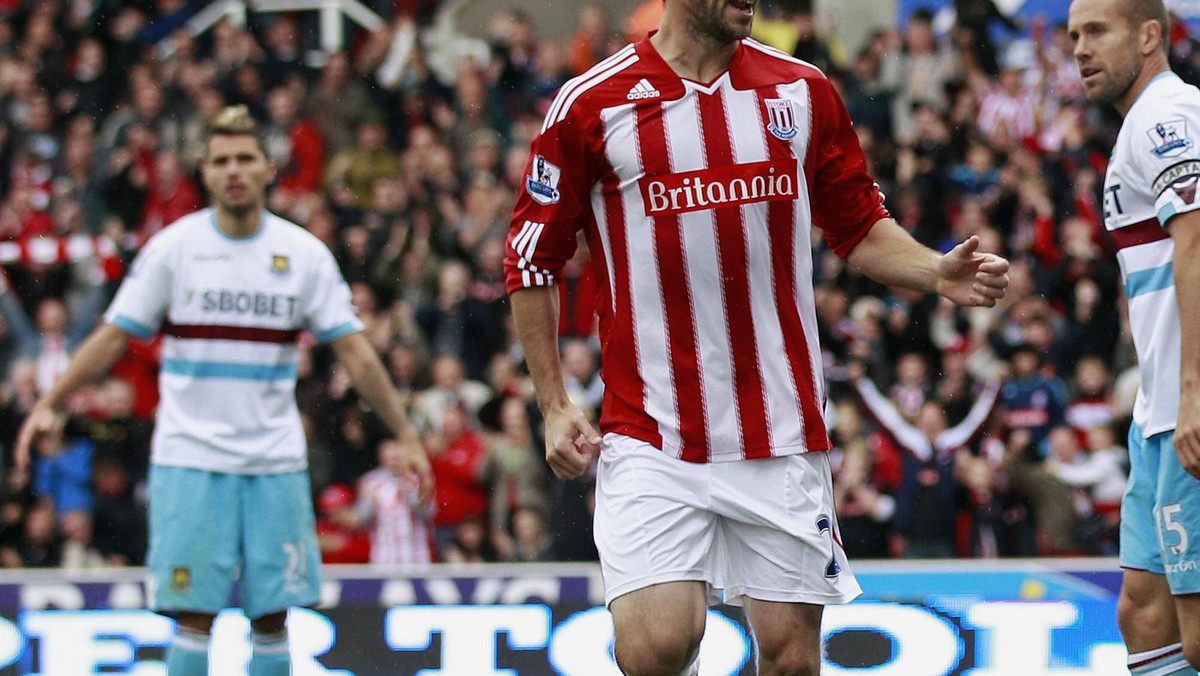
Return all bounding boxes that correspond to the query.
[0,559,1125,675]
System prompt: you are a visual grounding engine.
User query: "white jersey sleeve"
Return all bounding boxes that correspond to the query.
[104,230,176,338]
[302,247,362,343]
[1126,87,1200,227]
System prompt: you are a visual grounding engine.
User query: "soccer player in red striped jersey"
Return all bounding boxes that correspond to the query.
[505,0,1009,673]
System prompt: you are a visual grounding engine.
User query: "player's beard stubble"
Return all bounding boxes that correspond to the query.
[681,0,755,46]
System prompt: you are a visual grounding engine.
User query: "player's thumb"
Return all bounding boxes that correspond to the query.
[577,415,602,446]
[952,235,981,259]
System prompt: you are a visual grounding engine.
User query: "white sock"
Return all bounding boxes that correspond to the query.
[1128,643,1196,675]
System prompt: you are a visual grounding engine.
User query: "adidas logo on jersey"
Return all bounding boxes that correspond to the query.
[627,78,660,100]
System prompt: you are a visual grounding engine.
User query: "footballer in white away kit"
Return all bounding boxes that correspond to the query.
[1070,0,1200,673]
[15,106,432,676]
[505,0,1009,672]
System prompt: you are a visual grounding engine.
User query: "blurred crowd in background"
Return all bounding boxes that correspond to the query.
[0,0,1181,569]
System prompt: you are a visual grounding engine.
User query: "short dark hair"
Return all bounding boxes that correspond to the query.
[1124,0,1170,53]
[204,105,267,157]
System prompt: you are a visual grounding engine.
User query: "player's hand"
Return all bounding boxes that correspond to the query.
[397,432,434,504]
[1176,393,1200,480]
[14,402,57,472]
[543,402,601,480]
[936,236,1010,307]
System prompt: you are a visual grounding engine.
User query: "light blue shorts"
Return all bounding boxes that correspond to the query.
[148,466,321,619]
[1120,423,1200,594]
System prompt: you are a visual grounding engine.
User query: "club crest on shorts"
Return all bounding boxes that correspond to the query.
[765,98,797,141]
[526,155,562,205]
[270,254,290,275]
[171,566,192,593]
[1148,119,1193,158]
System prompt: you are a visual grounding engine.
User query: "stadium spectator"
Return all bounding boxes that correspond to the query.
[8,500,59,567]
[1043,424,1126,555]
[90,455,147,567]
[426,398,489,557]
[954,0,1022,76]
[31,416,93,515]
[832,442,895,560]
[880,9,960,144]
[358,441,434,565]
[0,278,107,395]
[509,504,554,562]
[315,483,372,565]
[482,395,546,554]
[59,508,103,569]
[1001,342,1069,458]
[264,85,326,207]
[850,363,1000,557]
[569,5,615,76]
[324,115,403,209]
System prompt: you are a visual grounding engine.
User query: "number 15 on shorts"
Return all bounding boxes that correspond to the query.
[1156,503,1190,557]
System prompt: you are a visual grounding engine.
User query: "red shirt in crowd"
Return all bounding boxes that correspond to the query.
[430,428,489,528]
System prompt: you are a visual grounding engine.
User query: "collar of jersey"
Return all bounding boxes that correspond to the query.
[1129,70,1178,113]
[209,210,267,242]
[637,32,745,95]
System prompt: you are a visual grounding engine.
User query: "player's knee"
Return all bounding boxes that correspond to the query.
[175,611,216,634]
[614,632,699,676]
[250,611,288,636]
[1183,641,1200,671]
[1117,587,1173,640]
[756,640,819,676]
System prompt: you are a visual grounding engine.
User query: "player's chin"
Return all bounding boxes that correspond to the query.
[219,197,258,214]
[726,17,753,37]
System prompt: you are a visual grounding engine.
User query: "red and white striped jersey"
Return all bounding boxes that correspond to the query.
[976,85,1042,144]
[505,35,889,463]
[358,467,434,565]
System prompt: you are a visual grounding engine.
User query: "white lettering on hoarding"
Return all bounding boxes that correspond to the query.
[386,605,552,676]
[22,610,172,675]
[0,599,1126,675]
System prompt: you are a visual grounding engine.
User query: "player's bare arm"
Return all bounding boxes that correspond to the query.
[1169,210,1200,478]
[510,286,601,480]
[15,322,132,470]
[331,331,433,502]
[846,218,1010,306]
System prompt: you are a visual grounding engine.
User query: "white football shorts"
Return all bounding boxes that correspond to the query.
[594,433,862,607]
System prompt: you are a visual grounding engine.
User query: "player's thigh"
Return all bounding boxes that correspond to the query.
[240,471,321,619]
[742,597,823,667]
[1154,430,1200,594]
[1121,423,1164,574]
[714,452,860,606]
[147,466,241,614]
[594,434,720,606]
